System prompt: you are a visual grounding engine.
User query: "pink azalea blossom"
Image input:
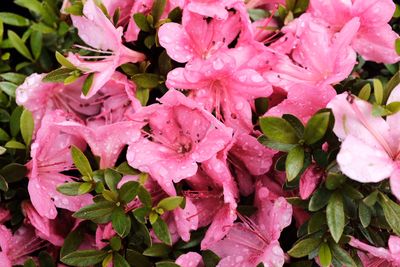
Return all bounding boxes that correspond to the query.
[349,236,400,266]
[246,0,284,9]
[27,111,92,219]
[96,223,116,249]
[309,0,400,63]
[209,185,292,267]
[299,164,324,200]
[185,0,243,19]
[0,207,10,224]
[265,84,336,122]
[327,85,400,200]
[16,72,140,132]
[0,225,46,266]
[127,89,233,195]
[176,252,204,267]
[166,45,272,132]
[67,0,145,98]
[159,9,242,63]
[22,202,65,246]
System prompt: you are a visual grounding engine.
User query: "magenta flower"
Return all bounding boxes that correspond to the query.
[127,89,233,195]
[27,111,92,219]
[176,252,204,267]
[67,0,145,98]
[309,0,400,63]
[166,45,272,132]
[327,85,400,200]
[349,236,400,266]
[209,185,292,267]
[299,164,324,200]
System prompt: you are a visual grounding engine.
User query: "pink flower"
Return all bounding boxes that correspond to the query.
[246,0,284,9]
[0,225,46,266]
[309,0,400,63]
[16,72,140,132]
[22,202,64,246]
[185,0,243,19]
[209,185,292,267]
[96,223,116,249]
[327,86,400,200]
[349,236,400,266]
[265,84,336,122]
[68,0,145,98]
[0,207,10,224]
[167,45,272,132]
[176,252,204,267]
[27,111,92,219]
[299,164,324,200]
[127,89,233,195]
[159,8,245,63]
[268,14,360,89]
[57,120,142,168]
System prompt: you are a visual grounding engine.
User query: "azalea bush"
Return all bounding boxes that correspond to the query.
[1,0,400,266]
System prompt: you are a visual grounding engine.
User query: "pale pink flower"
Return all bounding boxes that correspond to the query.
[166,45,272,133]
[176,252,204,267]
[27,111,92,219]
[68,0,145,98]
[0,225,46,267]
[209,185,292,267]
[185,0,243,19]
[309,0,400,63]
[327,85,400,200]
[349,236,400,266]
[127,89,233,195]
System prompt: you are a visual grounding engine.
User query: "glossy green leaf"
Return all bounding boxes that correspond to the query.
[373,79,384,105]
[151,0,167,23]
[73,201,115,224]
[71,145,92,178]
[119,181,140,203]
[82,73,94,96]
[151,217,171,245]
[112,206,131,238]
[43,68,73,83]
[132,73,160,88]
[358,83,371,100]
[378,193,400,235]
[30,30,42,60]
[285,146,304,181]
[259,117,299,144]
[326,192,345,243]
[61,229,84,258]
[20,109,34,145]
[288,237,321,258]
[113,253,130,267]
[55,51,76,69]
[304,112,330,145]
[61,250,108,266]
[157,196,184,211]
[318,243,332,267]
[0,12,30,27]
[105,168,122,192]
[143,243,172,257]
[8,30,33,61]
[57,182,84,196]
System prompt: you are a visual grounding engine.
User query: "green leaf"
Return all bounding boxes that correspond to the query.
[24,258,37,267]
[65,2,84,15]
[8,30,33,61]
[30,30,42,60]
[288,237,321,258]
[359,202,371,228]
[113,253,130,267]
[202,250,220,267]
[326,192,345,243]
[363,191,378,207]
[373,79,384,105]
[143,243,172,257]
[309,187,332,212]
[157,196,184,211]
[0,163,27,183]
[119,181,140,203]
[73,201,115,224]
[304,112,330,145]
[61,250,108,266]
[378,193,400,235]
[325,173,346,190]
[5,140,25,149]
[43,68,74,83]
[61,229,84,258]
[0,128,9,141]
[132,73,160,88]
[0,12,30,26]
[259,117,299,144]
[71,145,93,178]
[15,0,44,15]
[358,83,371,100]
[105,168,122,192]
[285,146,304,181]
[78,182,93,195]
[10,106,22,137]
[126,249,152,267]
[151,0,167,23]
[282,114,304,138]
[396,38,400,56]
[0,175,8,192]
[82,73,94,96]
[294,0,309,13]
[20,109,34,146]
[0,82,17,97]
[57,182,84,196]
[260,138,296,152]
[329,241,357,267]
[111,207,131,238]
[319,243,332,267]
[151,217,171,245]
[156,262,180,267]
[134,13,151,32]
[56,51,76,69]
[138,185,152,207]
[116,162,139,175]
[136,87,150,106]
[386,101,400,114]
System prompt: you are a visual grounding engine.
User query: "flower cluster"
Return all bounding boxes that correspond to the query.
[0,0,399,266]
